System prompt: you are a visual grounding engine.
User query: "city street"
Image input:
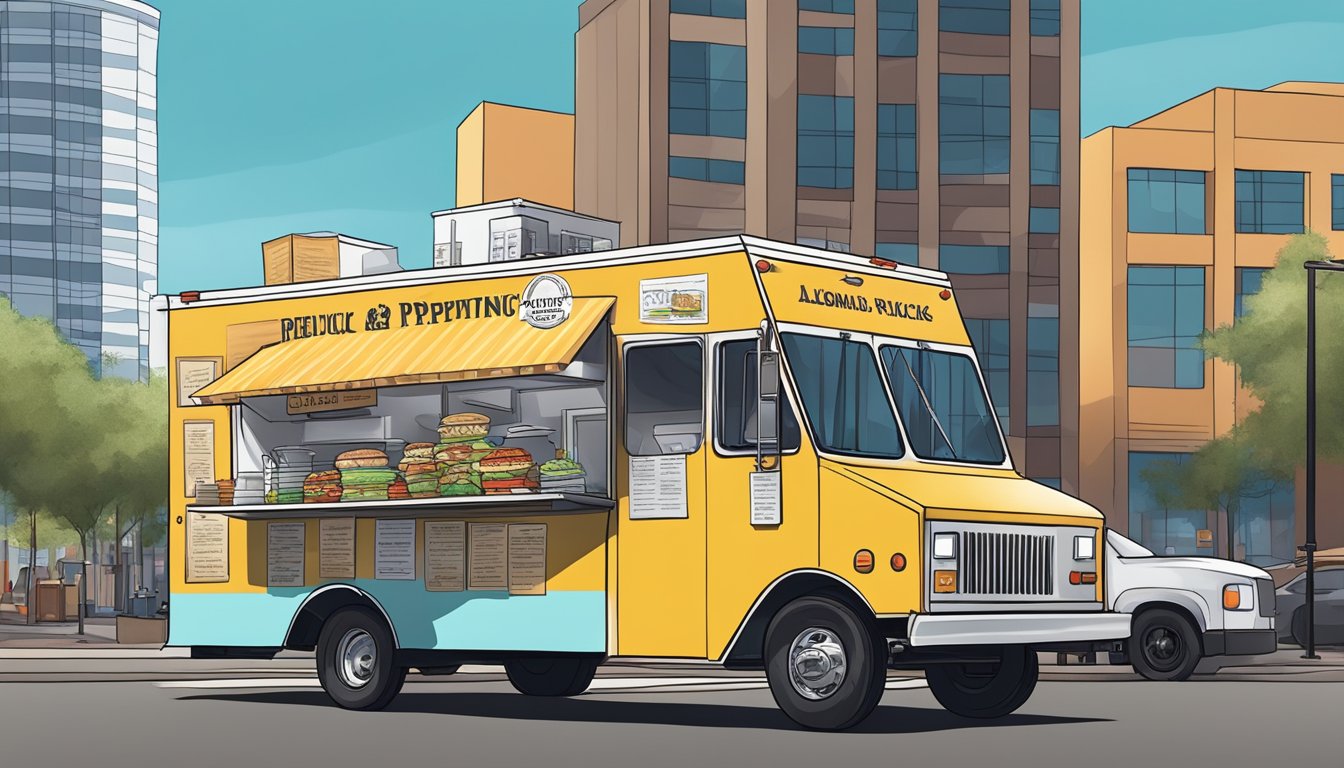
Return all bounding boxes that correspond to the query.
[1,656,1341,768]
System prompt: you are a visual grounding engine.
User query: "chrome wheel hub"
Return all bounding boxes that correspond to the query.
[788,627,847,700]
[336,628,377,688]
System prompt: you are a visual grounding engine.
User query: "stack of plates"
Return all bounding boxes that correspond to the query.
[194,482,221,505]
[234,472,265,505]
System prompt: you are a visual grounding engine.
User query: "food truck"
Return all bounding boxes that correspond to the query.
[166,235,1130,730]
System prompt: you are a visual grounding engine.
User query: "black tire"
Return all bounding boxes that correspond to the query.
[504,656,600,696]
[1128,608,1202,681]
[925,645,1038,719]
[763,596,886,731]
[316,606,406,710]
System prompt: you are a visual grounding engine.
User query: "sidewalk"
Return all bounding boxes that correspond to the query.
[0,614,128,648]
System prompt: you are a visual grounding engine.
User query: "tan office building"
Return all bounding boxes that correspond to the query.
[1081,83,1344,563]
[572,0,1080,487]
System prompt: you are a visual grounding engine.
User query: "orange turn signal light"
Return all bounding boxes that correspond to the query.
[1069,571,1097,585]
[933,570,957,593]
[854,549,874,574]
[890,552,907,572]
[1223,586,1241,610]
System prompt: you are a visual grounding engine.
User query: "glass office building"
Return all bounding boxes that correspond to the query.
[0,0,159,380]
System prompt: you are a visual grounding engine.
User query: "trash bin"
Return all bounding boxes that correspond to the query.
[35,581,65,622]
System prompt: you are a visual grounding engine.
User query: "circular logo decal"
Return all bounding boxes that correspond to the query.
[519,273,573,329]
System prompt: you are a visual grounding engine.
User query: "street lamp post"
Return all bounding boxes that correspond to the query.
[1301,259,1343,660]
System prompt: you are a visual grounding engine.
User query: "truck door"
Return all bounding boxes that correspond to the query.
[704,331,820,659]
[615,337,708,657]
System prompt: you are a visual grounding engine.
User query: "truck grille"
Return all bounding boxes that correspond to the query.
[1255,578,1275,618]
[960,531,1055,596]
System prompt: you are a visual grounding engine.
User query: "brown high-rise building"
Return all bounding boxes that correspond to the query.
[574,0,1080,489]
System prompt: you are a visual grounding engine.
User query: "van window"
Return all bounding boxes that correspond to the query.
[880,344,1006,464]
[625,342,704,455]
[717,339,801,452]
[780,333,904,458]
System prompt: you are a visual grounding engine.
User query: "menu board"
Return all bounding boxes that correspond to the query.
[176,357,221,407]
[375,519,416,580]
[629,454,688,519]
[424,521,466,592]
[318,518,356,579]
[182,420,215,497]
[267,522,306,587]
[749,471,782,526]
[507,523,547,596]
[468,523,508,591]
[185,511,228,583]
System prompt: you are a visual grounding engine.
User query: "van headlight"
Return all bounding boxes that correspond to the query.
[932,532,958,560]
[1073,535,1095,561]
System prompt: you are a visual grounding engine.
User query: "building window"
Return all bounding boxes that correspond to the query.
[1235,170,1305,234]
[669,41,747,139]
[1129,452,1204,556]
[1127,266,1204,389]
[1235,267,1269,318]
[798,237,850,253]
[1332,174,1344,230]
[798,94,855,189]
[1035,477,1062,490]
[1127,168,1206,234]
[799,26,855,55]
[625,342,704,456]
[799,0,854,13]
[939,244,1009,275]
[939,74,1010,175]
[1237,476,1296,566]
[1030,0,1060,36]
[938,0,1010,36]
[965,317,1010,432]
[877,103,917,190]
[670,0,746,19]
[1029,206,1060,234]
[669,156,746,185]
[878,0,918,57]
[875,242,919,266]
[1030,108,1060,185]
[1027,314,1059,427]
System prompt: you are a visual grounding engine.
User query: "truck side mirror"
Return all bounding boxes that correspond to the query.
[759,351,780,399]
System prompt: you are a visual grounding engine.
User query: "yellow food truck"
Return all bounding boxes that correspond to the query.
[166,236,1129,730]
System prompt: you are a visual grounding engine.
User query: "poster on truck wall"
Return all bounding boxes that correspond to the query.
[639,274,708,324]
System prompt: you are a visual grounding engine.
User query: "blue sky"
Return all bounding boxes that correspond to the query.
[156,0,1344,293]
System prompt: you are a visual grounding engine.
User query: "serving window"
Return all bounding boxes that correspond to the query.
[623,341,704,456]
[222,325,611,506]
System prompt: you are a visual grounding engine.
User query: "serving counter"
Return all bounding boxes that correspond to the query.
[186,492,615,520]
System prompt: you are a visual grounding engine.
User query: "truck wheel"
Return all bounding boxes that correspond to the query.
[316,606,406,710]
[925,645,1038,719]
[764,597,886,731]
[1128,608,1201,681]
[504,656,599,696]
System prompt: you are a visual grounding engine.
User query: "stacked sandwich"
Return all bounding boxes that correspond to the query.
[480,447,539,494]
[539,452,587,493]
[435,442,482,496]
[303,470,342,503]
[335,449,397,502]
[398,442,440,498]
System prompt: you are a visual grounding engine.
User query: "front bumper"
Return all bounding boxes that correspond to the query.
[1202,629,1278,657]
[908,611,1132,647]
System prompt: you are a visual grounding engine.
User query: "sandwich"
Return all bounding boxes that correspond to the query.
[338,467,397,501]
[539,455,587,492]
[400,460,440,498]
[478,447,538,494]
[670,290,703,317]
[438,465,482,496]
[303,470,342,504]
[335,448,389,469]
[387,478,410,501]
[400,442,436,467]
[437,413,490,444]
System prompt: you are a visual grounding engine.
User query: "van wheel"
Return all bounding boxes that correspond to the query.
[1128,608,1201,681]
[504,656,599,696]
[764,597,886,731]
[316,606,405,710]
[925,645,1038,718]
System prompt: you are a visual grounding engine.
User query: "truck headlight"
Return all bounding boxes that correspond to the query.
[1073,535,1095,561]
[932,532,958,560]
[1223,584,1253,611]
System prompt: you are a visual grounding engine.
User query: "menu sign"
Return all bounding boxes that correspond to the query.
[182,420,214,497]
[267,522,306,587]
[424,521,466,592]
[468,523,508,591]
[176,357,220,407]
[185,511,228,583]
[318,518,356,579]
[375,519,416,580]
[507,524,547,596]
[287,390,378,415]
[628,455,688,519]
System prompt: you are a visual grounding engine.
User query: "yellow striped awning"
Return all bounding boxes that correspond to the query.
[192,297,614,405]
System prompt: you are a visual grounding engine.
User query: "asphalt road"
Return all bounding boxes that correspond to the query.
[0,673,1338,768]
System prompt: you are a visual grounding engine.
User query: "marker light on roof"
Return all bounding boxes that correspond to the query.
[755,259,773,273]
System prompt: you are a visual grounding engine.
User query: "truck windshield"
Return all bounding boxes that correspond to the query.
[879,345,1006,465]
[780,333,904,459]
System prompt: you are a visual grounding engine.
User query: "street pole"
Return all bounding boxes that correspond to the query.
[1304,262,1317,659]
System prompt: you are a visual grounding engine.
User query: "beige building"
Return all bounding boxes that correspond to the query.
[1081,83,1344,562]
[571,0,1080,488]
[455,102,575,211]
